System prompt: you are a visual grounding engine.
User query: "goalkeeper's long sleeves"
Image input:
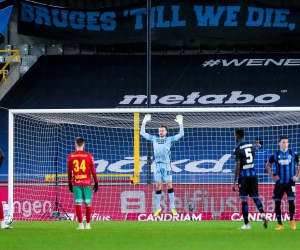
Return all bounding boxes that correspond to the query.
[140,123,154,141]
[173,124,184,142]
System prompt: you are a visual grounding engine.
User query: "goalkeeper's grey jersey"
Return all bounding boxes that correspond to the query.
[140,123,184,163]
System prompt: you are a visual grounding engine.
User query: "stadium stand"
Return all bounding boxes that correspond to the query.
[21,55,37,67]
[0,44,12,55]
[13,44,28,57]
[63,44,80,55]
[29,44,46,57]
[46,44,63,55]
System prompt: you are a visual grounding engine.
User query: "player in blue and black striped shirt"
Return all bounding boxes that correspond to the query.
[232,129,267,230]
[266,135,300,230]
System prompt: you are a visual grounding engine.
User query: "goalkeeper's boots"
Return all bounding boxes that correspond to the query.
[290,220,296,230]
[238,224,251,230]
[154,208,162,217]
[1,225,12,229]
[262,214,268,229]
[171,208,178,216]
[275,224,284,230]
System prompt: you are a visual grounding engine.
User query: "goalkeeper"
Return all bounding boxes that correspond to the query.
[141,114,184,217]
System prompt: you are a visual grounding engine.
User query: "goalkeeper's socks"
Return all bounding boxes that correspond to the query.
[156,190,162,210]
[168,188,175,209]
[76,205,83,223]
[86,206,91,223]
[242,201,249,225]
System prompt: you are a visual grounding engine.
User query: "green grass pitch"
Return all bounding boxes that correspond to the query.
[1,221,298,250]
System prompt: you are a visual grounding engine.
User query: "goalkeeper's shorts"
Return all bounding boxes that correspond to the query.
[73,186,93,205]
[155,163,172,182]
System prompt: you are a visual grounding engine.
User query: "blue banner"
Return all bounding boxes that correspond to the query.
[0,0,13,44]
[18,0,300,44]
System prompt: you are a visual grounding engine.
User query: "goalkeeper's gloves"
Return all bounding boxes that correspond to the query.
[93,182,99,193]
[142,114,151,124]
[68,183,73,193]
[175,115,183,125]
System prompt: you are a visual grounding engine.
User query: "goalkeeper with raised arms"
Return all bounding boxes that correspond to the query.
[141,114,184,217]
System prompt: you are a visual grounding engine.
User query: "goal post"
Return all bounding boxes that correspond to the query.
[8,107,300,221]
[8,110,14,217]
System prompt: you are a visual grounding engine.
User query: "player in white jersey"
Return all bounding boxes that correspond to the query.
[141,114,184,217]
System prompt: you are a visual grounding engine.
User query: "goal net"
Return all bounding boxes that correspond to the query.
[8,108,300,221]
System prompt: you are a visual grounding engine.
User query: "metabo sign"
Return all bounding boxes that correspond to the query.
[119,91,280,106]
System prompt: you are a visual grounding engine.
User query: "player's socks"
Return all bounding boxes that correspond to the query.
[275,200,282,225]
[261,213,268,229]
[76,205,83,223]
[253,198,264,214]
[253,198,268,228]
[242,201,249,225]
[86,206,91,223]
[288,200,295,221]
[155,190,162,210]
[261,214,268,229]
[288,200,296,229]
[168,188,175,209]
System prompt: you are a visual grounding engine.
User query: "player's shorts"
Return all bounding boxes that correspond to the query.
[154,163,172,182]
[238,176,259,199]
[273,180,296,200]
[73,186,93,205]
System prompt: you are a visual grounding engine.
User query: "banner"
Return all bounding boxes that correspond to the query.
[18,0,300,44]
[1,184,300,221]
[0,0,13,44]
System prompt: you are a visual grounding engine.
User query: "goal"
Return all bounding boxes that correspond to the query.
[8,107,300,221]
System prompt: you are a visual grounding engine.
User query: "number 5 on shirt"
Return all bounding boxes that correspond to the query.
[245,148,253,164]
